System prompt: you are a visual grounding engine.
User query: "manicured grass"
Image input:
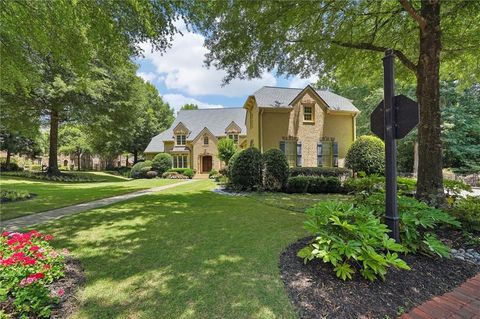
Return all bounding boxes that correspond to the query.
[0,176,179,220]
[247,191,353,213]
[35,180,308,319]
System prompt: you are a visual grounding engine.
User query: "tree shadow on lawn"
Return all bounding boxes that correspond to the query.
[37,189,307,319]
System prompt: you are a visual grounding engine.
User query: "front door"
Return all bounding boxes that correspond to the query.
[202,156,212,173]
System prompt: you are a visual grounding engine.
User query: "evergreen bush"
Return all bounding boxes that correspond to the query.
[262,148,289,191]
[345,135,385,175]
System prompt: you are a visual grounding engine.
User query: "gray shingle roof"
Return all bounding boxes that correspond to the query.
[253,86,359,112]
[145,107,246,153]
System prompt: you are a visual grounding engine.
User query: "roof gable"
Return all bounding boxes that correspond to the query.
[225,121,242,133]
[173,122,190,135]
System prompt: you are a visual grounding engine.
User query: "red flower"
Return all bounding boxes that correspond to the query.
[29,246,40,252]
[43,264,51,270]
[44,235,54,241]
[1,231,9,237]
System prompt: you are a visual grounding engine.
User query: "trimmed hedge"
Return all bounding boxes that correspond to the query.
[0,162,22,172]
[229,147,263,190]
[146,170,158,179]
[152,153,172,175]
[286,176,342,194]
[263,149,289,191]
[345,135,385,175]
[130,161,153,179]
[289,167,350,178]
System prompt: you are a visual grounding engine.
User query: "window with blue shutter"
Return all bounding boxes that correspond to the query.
[333,142,339,167]
[279,141,286,154]
[296,142,302,167]
[317,143,323,167]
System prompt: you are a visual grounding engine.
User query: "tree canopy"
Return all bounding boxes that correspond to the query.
[180,104,199,110]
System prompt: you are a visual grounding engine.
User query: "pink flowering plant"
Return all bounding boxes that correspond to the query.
[0,230,66,318]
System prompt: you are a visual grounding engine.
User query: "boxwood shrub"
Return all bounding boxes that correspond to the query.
[152,153,172,175]
[262,148,289,191]
[130,161,153,179]
[289,167,350,178]
[229,147,263,190]
[167,168,194,179]
[345,135,385,175]
[286,176,342,194]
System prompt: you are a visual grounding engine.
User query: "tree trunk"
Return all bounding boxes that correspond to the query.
[126,155,129,167]
[6,150,11,165]
[415,0,444,206]
[47,109,61,175]
[77,153,81,171]
[133,150,138,164]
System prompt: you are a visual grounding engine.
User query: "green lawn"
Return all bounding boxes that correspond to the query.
[34,180,308,319]
[0,173,179,220]
[247,191,353,213]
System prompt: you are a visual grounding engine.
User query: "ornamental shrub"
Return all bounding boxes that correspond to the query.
[0,171,97,182]
[0,162,22,172]
[289,167,350,178]
[146,170,158,179]
[449,196,480,232]
[345,135,385,175]
[152,153,172,175]
[298,202,410,281]
[218,137,238,164]
[130,161,152,179]
[0,230,67,318]
[0,189,31,202]
[229,147,262,190]
[262,148,289,191]
[167,168,194,178]
[286,176,342,194]
[359,194,460,257]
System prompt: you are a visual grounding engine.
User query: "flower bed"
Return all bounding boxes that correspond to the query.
[0,231,67,318]
[0,189,33,203]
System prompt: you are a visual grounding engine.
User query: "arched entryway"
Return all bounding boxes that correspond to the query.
[201,155,212,173]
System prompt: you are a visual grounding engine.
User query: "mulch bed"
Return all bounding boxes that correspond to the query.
[0,256,85,319]
[280,237,480,319]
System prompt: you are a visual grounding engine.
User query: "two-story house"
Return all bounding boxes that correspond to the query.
[144,85,359,172]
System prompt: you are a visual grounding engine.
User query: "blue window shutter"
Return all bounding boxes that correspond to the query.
[279,141,286,154]
[296,142,302,167]
[317,143,323,167]
[333,142,339,167]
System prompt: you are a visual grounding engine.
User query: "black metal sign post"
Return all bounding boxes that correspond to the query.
[371,51,419,243]
[383,50,400,242]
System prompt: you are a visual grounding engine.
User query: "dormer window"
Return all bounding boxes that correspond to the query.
[203,136,209,145]
[303,105,314,122]
[176,134,186,146]
[228,133,239,144]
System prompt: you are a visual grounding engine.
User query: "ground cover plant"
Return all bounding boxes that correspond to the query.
[32,180,307,318]
[0,175,178,220]
[297,202,410,281]
[358,194,461,257]
[449,196,480,232]
[0,189,31,203]
[0,171,100,183]
[0,230,66,318]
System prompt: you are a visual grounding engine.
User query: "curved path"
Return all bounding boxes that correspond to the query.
[1,179,197,231]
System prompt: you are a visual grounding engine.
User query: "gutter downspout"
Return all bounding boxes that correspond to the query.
[259,108,265,152]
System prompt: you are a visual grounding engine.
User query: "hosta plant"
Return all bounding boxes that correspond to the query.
[359,194,460,257]
[298,202,410,281]
[0,230,67,318]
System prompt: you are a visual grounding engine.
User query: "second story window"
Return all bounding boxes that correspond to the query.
[303,105,313,122]
[228,133,239,144]
[204,136,209,145]
[176,134,186,146]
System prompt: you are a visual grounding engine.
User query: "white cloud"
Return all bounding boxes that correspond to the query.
[162,93,224,113]
[137,71,157,83]
[139,26,276,97]
[288,75,319,88]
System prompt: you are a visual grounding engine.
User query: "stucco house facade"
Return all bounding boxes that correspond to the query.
[144,85,359,171]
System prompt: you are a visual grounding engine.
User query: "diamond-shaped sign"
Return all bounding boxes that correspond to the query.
[370,95,419,140]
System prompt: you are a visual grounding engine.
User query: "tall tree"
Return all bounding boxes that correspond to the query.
[1,0,202,174]
[59,124,92,171]
[0,128,43,165]
[197,0,480,206]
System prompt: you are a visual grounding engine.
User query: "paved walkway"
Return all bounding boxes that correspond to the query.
[1,179,197,231]
[401,272,480,319]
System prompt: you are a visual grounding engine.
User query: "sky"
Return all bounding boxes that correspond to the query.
[135,23,318,113]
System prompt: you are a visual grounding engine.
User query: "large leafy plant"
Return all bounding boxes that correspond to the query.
[298,202,409,281]
[359,194,460,257]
